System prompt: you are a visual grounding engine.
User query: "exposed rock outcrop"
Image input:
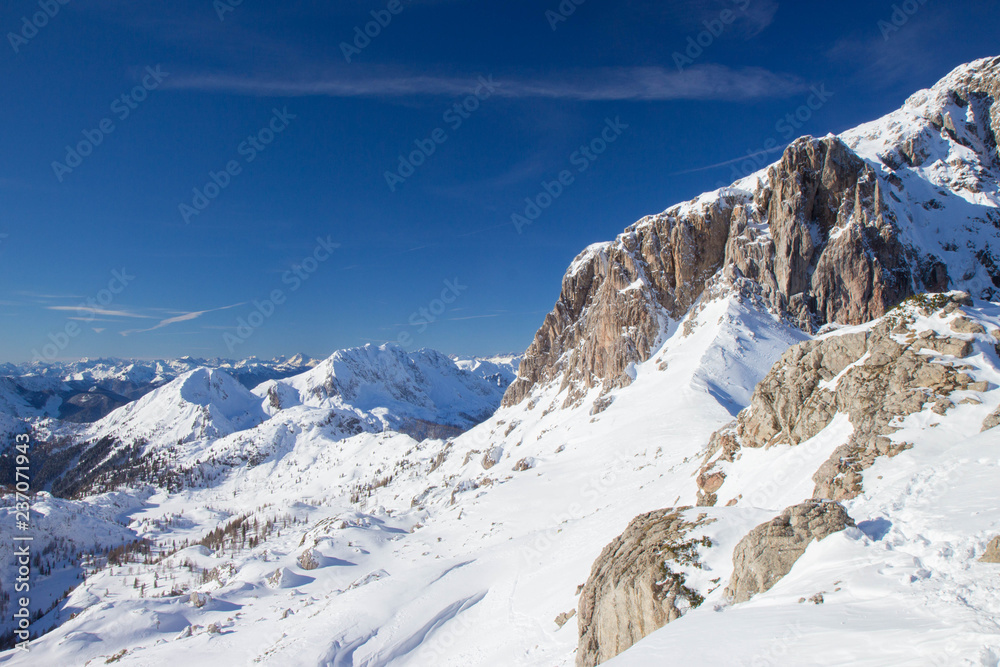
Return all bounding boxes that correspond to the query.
[555,609,576,629]
[726,501,854,604]
[189,591,210,608]
[982,405,1000,432]
[504,136,907,408]
[297,548,320,571]
[504,56,1000,408]
[576,509,714,667]
[981,536,1000,563]
[698,292,989,503]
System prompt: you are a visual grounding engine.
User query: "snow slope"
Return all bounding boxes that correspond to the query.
[0,293,807,665]
[4,293,1000,666]
[85,368,267,453]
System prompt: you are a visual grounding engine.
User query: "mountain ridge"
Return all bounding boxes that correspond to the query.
[503,55,1000,409]
[3,56,1000,667]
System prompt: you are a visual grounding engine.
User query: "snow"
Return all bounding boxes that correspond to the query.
[0,294,807,666]
[86,368,267,452]
[714,413,855,510]
[3,57,1000,667]
[4,296,1000,667]
[607,423,1000,667]
[566,243,610,279]
[605,298,1000,666]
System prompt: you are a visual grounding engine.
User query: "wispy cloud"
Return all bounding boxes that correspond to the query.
[166,64,805,102]
[668,143,788,175]
[738,0,780,37]
[445,313,503,322]
[657,0,779,38]
[19,291,86,300]
[66,316,134,322]
[48,305,154,319]
[120,303,246,336]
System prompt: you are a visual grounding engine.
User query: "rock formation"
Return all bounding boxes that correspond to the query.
[981,536,1000,563]
[725,501,854,604]
[697,292,989,503]
[575,509,714,667]
[297,548,320,571]
[503,56,1000,408]
[981,405,1000,431]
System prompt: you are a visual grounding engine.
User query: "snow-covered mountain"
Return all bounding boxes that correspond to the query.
[504,56,1000,409]
[256,345,518,439]
[2,56,1000,666]
[18,355,321,388]
[86,368,267,450]
[22,345,519,501]
[0,355,321,427]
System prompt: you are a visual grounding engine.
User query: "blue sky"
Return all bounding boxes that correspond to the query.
[0,0,997,363]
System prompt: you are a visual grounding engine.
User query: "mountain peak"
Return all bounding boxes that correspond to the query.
[503,56,1000,409]
[87,366,267,450]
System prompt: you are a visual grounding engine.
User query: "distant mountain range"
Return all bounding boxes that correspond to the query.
[0,355,321,425]
[2,57,1000,666]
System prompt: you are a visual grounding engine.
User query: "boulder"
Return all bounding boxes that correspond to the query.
[576,509,714,667]
[555,609,576,629]
[726,501,854,604]
[297,548,320,571]
[982,405,1000,432]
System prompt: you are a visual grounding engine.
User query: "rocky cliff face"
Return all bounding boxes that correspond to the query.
[697,291,992,504]
[504,56,1000,408]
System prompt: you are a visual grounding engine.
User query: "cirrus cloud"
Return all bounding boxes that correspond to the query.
[165,64,805,102]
